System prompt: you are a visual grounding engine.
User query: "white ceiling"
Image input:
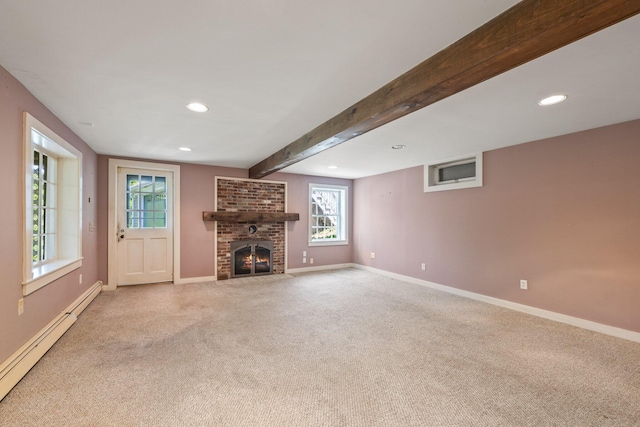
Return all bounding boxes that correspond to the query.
[1,1,639,179]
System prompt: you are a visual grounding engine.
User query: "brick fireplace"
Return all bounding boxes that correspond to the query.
[214,178,288,280]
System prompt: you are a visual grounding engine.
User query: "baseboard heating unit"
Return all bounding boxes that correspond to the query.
[0,281,102,401]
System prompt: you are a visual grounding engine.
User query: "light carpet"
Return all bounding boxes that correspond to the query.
[1,268,639,426]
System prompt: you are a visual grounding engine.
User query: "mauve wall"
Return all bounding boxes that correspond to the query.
[353,119,640,333]
[178,164,246,279]
[0,65,99,363]
[96,161,353,281]
[271,172,353,270]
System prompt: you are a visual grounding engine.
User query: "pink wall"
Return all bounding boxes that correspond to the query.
[353,119,640,332]
[179,165,247,278]
[0,66,99,362]
[271,172,353,269]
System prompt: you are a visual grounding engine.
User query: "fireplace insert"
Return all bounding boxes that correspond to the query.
[230,240,273,278]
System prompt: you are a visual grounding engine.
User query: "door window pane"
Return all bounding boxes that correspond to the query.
[126,173,168,229]
[154,177,166,193]
[140,175,153,192]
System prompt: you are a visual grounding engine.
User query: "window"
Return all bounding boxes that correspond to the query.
[424,153,483,192]
[32,149,56,267]
[23,113,82,295]
[125,174,168,229]
[437,161,475,183]
[309,184,348,246]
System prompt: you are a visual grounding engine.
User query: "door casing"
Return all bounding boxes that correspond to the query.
[106,159,181,291]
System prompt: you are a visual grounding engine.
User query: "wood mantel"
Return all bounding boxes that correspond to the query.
[203,211,300,222]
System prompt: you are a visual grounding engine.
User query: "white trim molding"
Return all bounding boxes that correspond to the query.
[354,264,640,344]
[23,259,83,296]
[0,281,102,401]
[286,263,354,274]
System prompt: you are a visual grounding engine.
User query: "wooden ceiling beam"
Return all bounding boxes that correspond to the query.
[249,0,640,179]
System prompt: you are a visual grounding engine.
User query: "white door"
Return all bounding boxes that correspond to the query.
[116,168,173,285]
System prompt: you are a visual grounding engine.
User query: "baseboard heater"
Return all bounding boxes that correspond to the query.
[0,281,102,401]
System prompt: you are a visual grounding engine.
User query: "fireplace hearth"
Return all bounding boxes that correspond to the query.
[230,240,273,278]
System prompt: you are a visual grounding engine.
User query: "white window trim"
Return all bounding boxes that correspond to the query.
[308,183,349,247]
[424,152,483,193]
[23,113,82,295]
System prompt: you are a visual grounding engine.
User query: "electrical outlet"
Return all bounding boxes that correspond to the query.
[303,251,307,256]
[18,299,24,316]
[310,258,314,264]
[79,274,83,285]
[421,263,426,271]
[303,257,307,264]
[370,252,376,259]
[520,279,528,290]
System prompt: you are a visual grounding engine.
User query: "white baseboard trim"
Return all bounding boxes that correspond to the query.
[0,281,102,401]
[286,263,354,274]
[174,275,217,285]
[354,265,640,344]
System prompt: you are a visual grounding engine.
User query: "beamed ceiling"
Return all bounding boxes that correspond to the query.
[1,0,639,179]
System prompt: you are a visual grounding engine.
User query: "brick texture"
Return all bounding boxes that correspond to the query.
[216,179,286,280]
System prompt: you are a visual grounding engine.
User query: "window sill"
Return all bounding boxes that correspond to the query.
[308,240,349,247]
[424,179,482,193]
[23,258,83,296]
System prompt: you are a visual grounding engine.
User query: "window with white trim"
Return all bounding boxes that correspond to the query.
[309,184,348,246]
[424,152,483,192]
[23,113,82,295]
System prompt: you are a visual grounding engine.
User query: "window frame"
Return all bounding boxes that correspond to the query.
[23,113,82,295]
[424,152,483,192]
[308,183,348,247]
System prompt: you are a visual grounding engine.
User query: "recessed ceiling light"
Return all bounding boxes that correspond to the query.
[179,147,192,152]
[186,102,209,112]
[328,165,338,169]
[538,94,567,106]
[391,144,406,150]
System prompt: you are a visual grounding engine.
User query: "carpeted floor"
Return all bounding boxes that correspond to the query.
[1,268,639,426]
